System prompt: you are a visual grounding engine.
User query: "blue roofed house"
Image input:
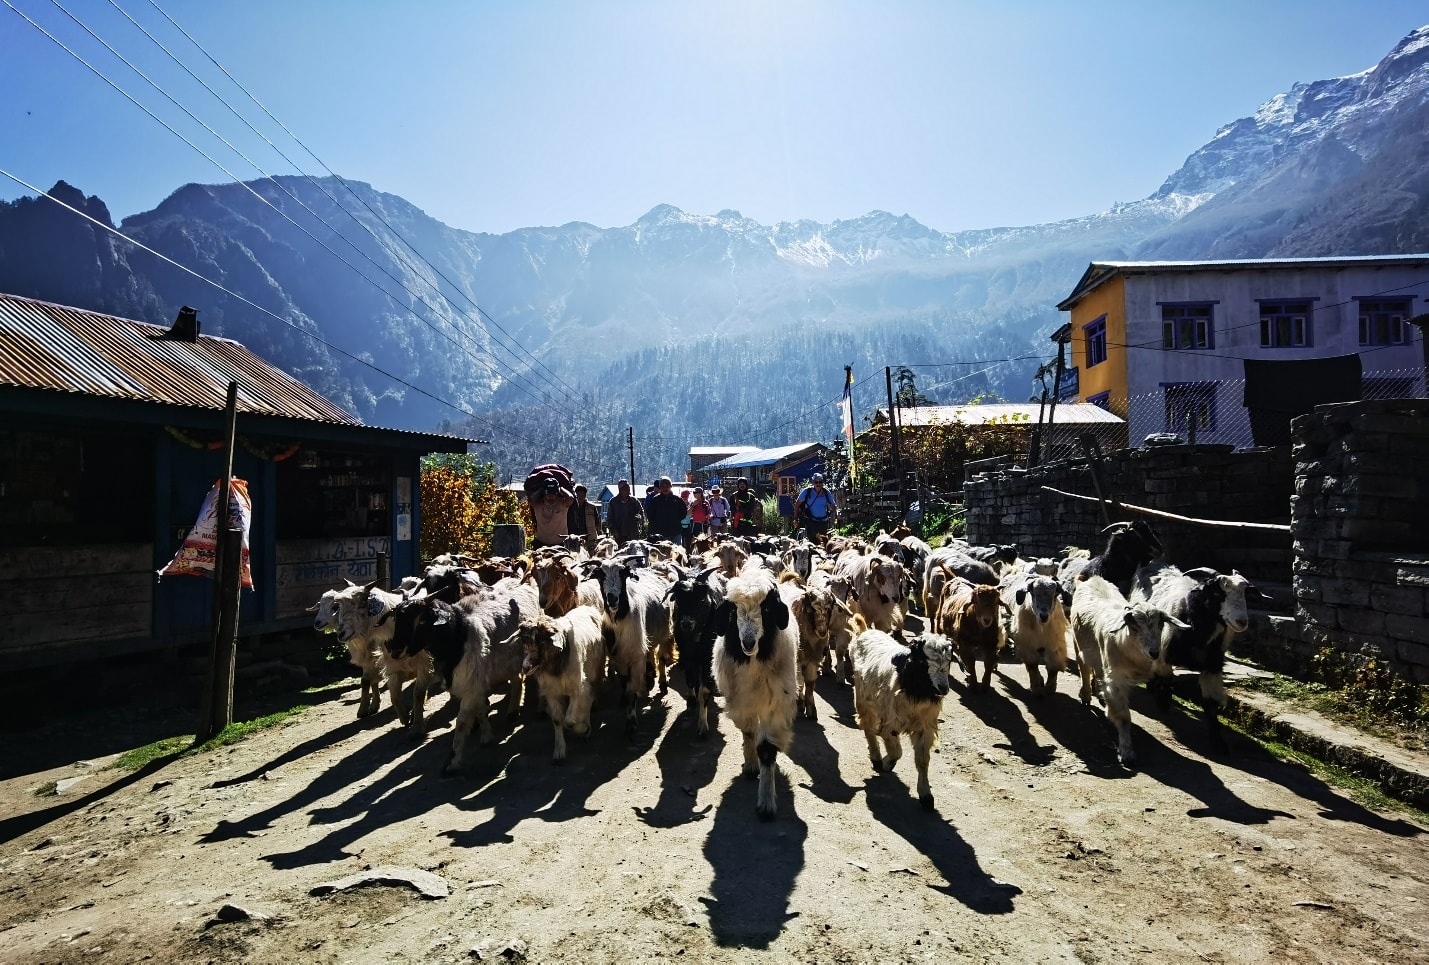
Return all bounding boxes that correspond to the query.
[698,441,831,521]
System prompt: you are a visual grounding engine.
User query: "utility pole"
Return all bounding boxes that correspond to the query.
[885,366,905,513]
[627,426,636,484]
[1046,325,1071,463]
[197,381,240,744]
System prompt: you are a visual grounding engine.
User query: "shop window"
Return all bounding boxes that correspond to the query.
[0,428,153,545]
[276,450,391,539]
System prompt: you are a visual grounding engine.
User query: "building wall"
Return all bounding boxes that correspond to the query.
[1067,275,1129,416]
[1119,265,1424,447]
[1289,399,1429,682]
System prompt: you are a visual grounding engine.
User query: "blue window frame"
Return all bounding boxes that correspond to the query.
[1161,302,1215,350]
[1258,299,1313,348]
[1163,381,1218,432]
[1358,298,1412,346]
[1084,315,1108,367]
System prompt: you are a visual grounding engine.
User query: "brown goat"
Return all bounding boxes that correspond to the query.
[938,578,1009,692]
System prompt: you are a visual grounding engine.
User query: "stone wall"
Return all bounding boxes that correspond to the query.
[1291,400,1429,682]
[963,444,1292,584]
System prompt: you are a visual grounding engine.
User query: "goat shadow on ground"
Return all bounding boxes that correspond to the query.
[813,672,858,730]
[0,752,183,843]
[785,686,859,806]
[205,691,532,866]
[997,675,1133,780]
[210,691,458,790]
[443,701,668,848]
[1144,689,1424,836]
[954,671,1059,768]
[632,701,725,828]
[700,770,806,949]
[862,776,1020,914]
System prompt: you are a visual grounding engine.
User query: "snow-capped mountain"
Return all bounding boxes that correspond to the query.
[2,26,1427,477]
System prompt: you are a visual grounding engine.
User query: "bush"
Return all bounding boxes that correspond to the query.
[419,457,522,559]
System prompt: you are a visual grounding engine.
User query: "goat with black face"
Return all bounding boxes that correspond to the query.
[665,566,726,738]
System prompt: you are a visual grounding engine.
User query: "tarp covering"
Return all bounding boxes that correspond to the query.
[1243,354,1363,447]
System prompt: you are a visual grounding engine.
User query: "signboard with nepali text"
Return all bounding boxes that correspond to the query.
[275,536,391,618]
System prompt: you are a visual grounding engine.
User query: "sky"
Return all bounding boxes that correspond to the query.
[2,1,1427,236]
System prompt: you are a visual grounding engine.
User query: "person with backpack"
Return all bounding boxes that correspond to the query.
[707,485,730,533]
[793,472,837,540]
[729,477,761,536]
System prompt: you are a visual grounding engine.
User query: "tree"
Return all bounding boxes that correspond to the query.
[419,456,522,559]
[894,365,930,408]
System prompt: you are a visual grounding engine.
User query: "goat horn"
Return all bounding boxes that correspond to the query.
[1100,522,1132,535]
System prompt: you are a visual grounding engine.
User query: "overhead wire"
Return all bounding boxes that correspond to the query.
[0,168,560,450]
[114,0,587,409]
[16,0,573,412]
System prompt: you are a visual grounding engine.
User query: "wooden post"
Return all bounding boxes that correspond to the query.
[376,551,390,590]
[197,382,240,744]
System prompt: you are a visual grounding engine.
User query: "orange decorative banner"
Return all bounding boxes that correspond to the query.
[158,479,254,588]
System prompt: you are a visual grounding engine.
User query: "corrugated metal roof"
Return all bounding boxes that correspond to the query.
[875,403,1123,427]
[1057,254,1429,311]
[701,442,824,472]
[0,292,361,424]
[689,445,755,456]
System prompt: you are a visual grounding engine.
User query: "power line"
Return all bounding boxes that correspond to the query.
[0,168,563,450]
[15,0,573,412]
[129,0,587,408]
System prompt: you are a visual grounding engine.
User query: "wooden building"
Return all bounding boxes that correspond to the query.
[0,294,471,668]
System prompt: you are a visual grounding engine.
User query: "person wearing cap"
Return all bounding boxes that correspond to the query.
[730,476,761,536]
[793,472,837,540]
[646,476,688,544]
[707,485,730,533]
[567,483,602,552]
[530,479,574,548]
[606,479,645,547]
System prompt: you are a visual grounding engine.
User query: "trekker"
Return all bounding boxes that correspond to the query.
[531,480,574,548]
[707,486,730,533]
[646,476,688,544]
[793,472,837,540]
[606,479,646,547]
[730,477,761,536]
[688,487,710,539]
[568,484,602,552]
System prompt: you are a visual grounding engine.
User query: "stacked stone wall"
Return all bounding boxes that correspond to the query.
[964,444,1292,584]
[1290,400,1429,682]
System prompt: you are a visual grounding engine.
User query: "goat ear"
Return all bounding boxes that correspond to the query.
[1015,587,1027,606]
[1061,589,1074,611]
[305,601,321,613]
[1183,567,1219,582]
[430,605,451,627]
[1163,611,1192,631]
[768,592,790,630]
[891,650,908,672]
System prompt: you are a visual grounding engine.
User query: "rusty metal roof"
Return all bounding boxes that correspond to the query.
[0,292,363,425]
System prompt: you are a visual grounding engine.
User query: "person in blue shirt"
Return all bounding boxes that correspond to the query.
[793,472,837,540]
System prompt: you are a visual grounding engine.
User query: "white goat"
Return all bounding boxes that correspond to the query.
[1069,575,1190,767]
[850,620,958,809]
[1000,572,1073,696]
[334,583,436,733]
[514,606,607,762]
[714,567,799,820]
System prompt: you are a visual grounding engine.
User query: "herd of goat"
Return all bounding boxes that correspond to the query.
[308,520,1266,819]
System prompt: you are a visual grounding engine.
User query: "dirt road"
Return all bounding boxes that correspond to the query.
[2,660,1425,963]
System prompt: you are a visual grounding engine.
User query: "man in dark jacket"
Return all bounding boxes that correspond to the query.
[730,476,761,536]
[606,479,645,547]
[646,476,688,545]
[567,484,602,552]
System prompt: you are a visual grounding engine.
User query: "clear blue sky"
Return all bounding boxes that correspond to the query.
[3,1,1426,235]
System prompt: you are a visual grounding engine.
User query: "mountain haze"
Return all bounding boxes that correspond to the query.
[1,25,1427,482]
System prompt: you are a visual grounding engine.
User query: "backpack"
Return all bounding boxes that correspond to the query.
[523,463,574,499]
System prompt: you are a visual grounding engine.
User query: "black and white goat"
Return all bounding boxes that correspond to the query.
[713,567,799,820]
[666,566,726,738]
[1131,563,1263,753]
[850,617,959,809]
[1059,519,1164,598]
[581,556,676,733]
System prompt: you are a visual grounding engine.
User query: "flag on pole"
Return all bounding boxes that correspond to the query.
[840,367,855,482]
